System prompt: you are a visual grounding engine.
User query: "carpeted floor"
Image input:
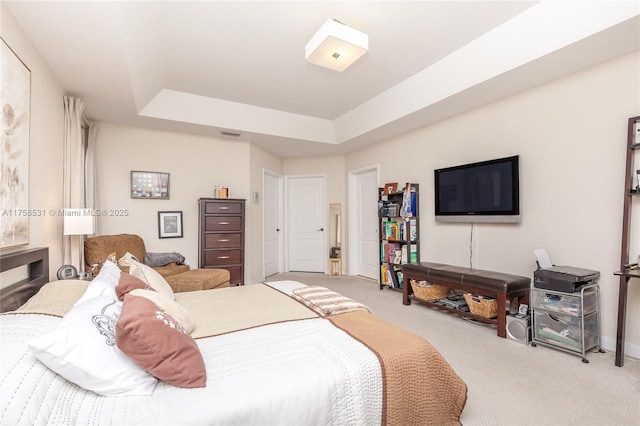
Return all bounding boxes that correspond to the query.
[265,272,640,426]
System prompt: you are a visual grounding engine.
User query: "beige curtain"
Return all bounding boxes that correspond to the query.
[62,96,86,267]
[85,123,98,234]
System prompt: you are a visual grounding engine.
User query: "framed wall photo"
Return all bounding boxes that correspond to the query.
[131,171,170,199]
[158,211,183,239]
[382,182,398,195]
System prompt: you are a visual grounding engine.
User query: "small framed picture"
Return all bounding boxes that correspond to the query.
[131,171,170,199]
[633,119,640,145]
[330,246,341,258]
[158,211,183,238]
[382,182,398,195]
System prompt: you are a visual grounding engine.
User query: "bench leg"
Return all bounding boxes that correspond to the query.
[497,294,507,338]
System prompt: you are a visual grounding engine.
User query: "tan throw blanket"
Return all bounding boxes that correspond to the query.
[329,310,467,426]
[175,283,318,339]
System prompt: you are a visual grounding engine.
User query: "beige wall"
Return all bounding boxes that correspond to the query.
[345,52,640,356]
[93,123,251,274]
[1,4,65,280]
[248,143,283,282]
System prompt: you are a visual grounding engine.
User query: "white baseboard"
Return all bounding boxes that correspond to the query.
[600,336,640,361]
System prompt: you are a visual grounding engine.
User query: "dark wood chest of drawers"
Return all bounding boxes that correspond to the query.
[198,198,245,285]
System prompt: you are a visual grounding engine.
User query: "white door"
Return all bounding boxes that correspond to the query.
[287,176,325,272]
[350,168,379,279]
[264,171,282,277]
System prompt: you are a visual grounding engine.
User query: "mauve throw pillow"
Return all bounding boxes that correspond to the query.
[116,272,152,301]
[116,294,206,388]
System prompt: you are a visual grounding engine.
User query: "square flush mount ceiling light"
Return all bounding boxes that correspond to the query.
[305,19,368,72]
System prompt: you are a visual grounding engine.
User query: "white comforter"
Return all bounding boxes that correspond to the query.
[0,312,382,425]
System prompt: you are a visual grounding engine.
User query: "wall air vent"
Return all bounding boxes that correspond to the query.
[221,130,241,138]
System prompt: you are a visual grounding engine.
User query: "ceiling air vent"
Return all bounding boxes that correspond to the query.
[221,130,241,138]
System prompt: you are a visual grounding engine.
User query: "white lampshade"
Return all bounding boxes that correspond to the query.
[305,19,368,72]
[63,209,95,235]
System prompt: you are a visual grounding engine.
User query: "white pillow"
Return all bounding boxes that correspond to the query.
[129,260,175,300]
[129,288,195,333]
[27,279,158,396]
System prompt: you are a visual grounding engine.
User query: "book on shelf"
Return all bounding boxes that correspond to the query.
[384,221,399,240]
[409,218,417,241]
[409,191,417,216]
[395,269,404,289]
[410,244,418,263]
[393,249,402,264]
[389,268,399,288]
[378,200,399,217]
[378,200,387,217]
[384,265,404,289]
[386,242,400,263]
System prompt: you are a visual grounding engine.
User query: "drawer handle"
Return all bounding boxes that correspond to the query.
[218,239,230,242]
[219,206,229,209]
[218,222,230,225]
[218,256,230,259]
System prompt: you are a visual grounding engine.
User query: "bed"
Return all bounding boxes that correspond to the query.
[0,248,467,425]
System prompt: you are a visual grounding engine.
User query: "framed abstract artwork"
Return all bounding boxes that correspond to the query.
[1,38,31,248]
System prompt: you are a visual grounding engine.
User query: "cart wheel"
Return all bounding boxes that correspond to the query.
[582,358,589,364]
[598,349,606,353]
[531,343,537,347]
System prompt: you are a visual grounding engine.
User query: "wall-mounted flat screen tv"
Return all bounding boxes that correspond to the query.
[434,155,520,223]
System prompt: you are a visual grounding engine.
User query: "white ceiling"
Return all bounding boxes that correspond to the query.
[5,1,640,158]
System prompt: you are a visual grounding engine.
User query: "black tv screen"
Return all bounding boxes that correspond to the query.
[434,155,520,223]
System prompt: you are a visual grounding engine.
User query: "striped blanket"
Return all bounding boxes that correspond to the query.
[291,285,373,316]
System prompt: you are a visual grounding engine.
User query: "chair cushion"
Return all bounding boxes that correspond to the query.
[166,269,230,293]
[154,263,190,278]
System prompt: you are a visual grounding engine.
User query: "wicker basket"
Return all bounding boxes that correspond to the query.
[410,279,449,301]
[463,293,498,318]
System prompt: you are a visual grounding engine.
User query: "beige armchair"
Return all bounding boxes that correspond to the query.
[84,234,189,278]
[84,233,230,292]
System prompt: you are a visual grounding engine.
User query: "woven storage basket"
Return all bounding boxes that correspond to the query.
[410,279,449,301]
[463,293,498,318]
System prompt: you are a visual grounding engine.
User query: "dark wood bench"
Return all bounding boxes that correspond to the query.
[402,262,530,338]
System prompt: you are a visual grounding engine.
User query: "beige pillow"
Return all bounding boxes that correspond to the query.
[129,260,175,300]
[129,289,194,333]
[118,251,139,268]
[116,294,206,388]
[106,252,117,264]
